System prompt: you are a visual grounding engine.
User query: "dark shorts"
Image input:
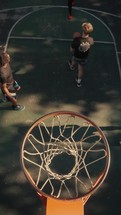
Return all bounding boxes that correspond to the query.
[72,56,87,65]
[1,89,17,101]
[3,92,17,101]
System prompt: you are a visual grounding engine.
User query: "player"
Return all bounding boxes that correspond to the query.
[68,0,76,20]
[0,47,25,111]
[68,22,94,87]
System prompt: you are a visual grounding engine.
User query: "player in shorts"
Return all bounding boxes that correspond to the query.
[0,47,25,111]
[68,22,94,87]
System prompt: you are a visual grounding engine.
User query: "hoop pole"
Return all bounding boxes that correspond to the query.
[46,197,86,215]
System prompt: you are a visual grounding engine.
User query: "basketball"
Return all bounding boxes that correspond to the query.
[73,31,81,38]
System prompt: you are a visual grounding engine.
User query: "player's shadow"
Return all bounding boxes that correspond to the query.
[0,103,13,111]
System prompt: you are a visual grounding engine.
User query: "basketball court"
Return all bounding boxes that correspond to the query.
[0,1,121,215]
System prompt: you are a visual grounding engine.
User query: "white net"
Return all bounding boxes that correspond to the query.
[22,112,110,200]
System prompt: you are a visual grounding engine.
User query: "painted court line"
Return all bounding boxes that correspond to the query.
[10,35,114,45]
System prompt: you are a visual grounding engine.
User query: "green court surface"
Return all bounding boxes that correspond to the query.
[0,3,121,215]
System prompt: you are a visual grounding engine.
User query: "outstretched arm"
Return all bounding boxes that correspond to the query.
[70,46,75,53]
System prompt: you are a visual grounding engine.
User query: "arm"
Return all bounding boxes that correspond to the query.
[70,46,75,53]
[1,83,17,106]
[70,37,77,53]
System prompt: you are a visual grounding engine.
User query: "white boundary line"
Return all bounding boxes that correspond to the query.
[10,36,114,45]
[0,5,121,19]
[2,5,121,79]
[4,6,115,48]
[79,7,121,19]
[4,7,42,52]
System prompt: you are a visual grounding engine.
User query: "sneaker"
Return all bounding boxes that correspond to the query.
[75,78,82,87]
[77,82,81,87]
[68,60,75,70]
[68,15,73,21]
[12,104,25,111]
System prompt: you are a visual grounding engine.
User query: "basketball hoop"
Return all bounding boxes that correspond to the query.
[21,111,110,214]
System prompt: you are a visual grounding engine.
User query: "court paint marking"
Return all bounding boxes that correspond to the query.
[10,36,114,45]
[79,6,121,19]
[0,5,121,19]
[4,6,116,47]
[1,5,121,78]
[4,8,41,52]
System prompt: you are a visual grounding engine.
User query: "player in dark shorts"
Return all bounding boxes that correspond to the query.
[68,0,76,20]
[0,48,25,111]
[68,22,94,87]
